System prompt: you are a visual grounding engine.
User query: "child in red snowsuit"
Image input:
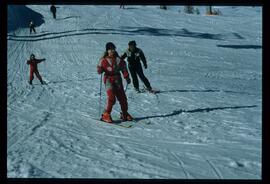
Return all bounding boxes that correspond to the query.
[27,54,45,85]
[97,42,133,123]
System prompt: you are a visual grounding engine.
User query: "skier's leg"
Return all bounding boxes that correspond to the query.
[29,69,34,84]
[129,66,139,90]
[115,84,133,120]
[105,82,116,114]
[34,70,44,84]
[137,65,152,90]
[115,85,128,114]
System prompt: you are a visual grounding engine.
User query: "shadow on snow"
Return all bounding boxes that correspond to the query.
[8,5,45,32]
[158,89,256,95]
[46,77,96,84]
[134,105,258,121]
[217,44,262,49]
[8,27,245,42]
[56,16,81,20]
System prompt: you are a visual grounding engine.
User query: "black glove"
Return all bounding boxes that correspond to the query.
[144,63,147,69]
[126,78,131,84]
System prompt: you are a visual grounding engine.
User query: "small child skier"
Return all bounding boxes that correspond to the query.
[27,54,45,85]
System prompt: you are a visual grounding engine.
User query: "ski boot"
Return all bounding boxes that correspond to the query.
[134,88,140,93]
[146,87,152,92]
[101,111,113,123]
[40,80,45,85]
[29,80,33,85]
[145,87,159,94]
[120,112,133,121]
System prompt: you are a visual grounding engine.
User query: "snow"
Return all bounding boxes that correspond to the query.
[7,5,262,179]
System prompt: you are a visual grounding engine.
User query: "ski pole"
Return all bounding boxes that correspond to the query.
[98,74,103,117]
[124,82,129,92]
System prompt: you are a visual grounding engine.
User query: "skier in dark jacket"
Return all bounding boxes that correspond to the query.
[27,54,45,85]
[121,40,152,92]
[50,5,57,19]
[29,21,36,34]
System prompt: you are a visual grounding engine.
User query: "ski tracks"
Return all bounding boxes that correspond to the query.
[205,157,223,179]
[8,110,53,151]
[169,151,191,179]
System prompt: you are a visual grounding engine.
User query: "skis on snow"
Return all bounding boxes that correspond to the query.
[95,118,134,128]
[136,88,160,94]
[94,117,152,128]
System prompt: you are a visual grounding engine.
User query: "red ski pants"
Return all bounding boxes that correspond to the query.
[105,84,128,114]
[30,68,42,81]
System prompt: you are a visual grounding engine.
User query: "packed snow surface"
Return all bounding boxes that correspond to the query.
[7,5,262,178]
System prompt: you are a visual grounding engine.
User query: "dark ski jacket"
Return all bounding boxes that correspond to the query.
[50,5,56,13]
[121,47,147,68]
[29,22,35,29]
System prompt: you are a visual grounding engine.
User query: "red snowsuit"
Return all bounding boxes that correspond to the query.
[27,58,45,82]
[97,56,130,114]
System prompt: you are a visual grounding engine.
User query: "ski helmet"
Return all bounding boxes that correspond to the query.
[106,42,116,51]
[30,53,35,59]
[128,40,136,46]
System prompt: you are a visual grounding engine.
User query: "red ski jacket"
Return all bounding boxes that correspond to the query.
[27,58,45,71]
[97,56,129,84]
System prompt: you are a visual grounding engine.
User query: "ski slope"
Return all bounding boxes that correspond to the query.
[7,5,262,179]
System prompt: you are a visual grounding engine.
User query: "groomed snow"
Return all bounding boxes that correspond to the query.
[7,5,262,179]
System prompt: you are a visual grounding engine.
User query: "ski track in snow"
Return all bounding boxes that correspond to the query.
[7,5,262,179]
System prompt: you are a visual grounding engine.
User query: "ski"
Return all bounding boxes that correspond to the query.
[95,118,133,128]
[148,89,160,94]
[140,88,160,94]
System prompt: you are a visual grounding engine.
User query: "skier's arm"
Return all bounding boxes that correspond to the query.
[119,59,130,80]
[36,58,46,63]
[27,60,31,65]
[120,52,127,60]
[97,59,104,74]
[139,49,147,68]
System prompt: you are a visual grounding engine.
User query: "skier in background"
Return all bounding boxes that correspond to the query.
[121,40,153,93]
[27,54,45,85]
[97,42,133,123]
[50,5,57,19]
[29,21,36,34]
[120,2,125,9]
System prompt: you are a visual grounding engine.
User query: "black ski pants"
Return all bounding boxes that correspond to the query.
[128,64,151,90]
[52,12,56,19]
[30,27,36,34]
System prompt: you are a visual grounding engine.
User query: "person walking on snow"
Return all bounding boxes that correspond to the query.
[27,54,45,85]
[29,21,36,34]
[121,40,153,92]
[50,5,57,19]
[97,42,133,123]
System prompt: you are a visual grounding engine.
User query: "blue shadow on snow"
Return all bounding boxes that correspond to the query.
[7,27,244,42]
[217,44,262,49]
[8,5,44,32]
[134,105,258,122]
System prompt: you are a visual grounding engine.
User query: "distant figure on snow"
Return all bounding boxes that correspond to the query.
[121,40,153,93]
[50,5,57,19]
[97,42,133,123]
[27,54,46,85]
[120,4,125,9]
[29,21,36,34]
